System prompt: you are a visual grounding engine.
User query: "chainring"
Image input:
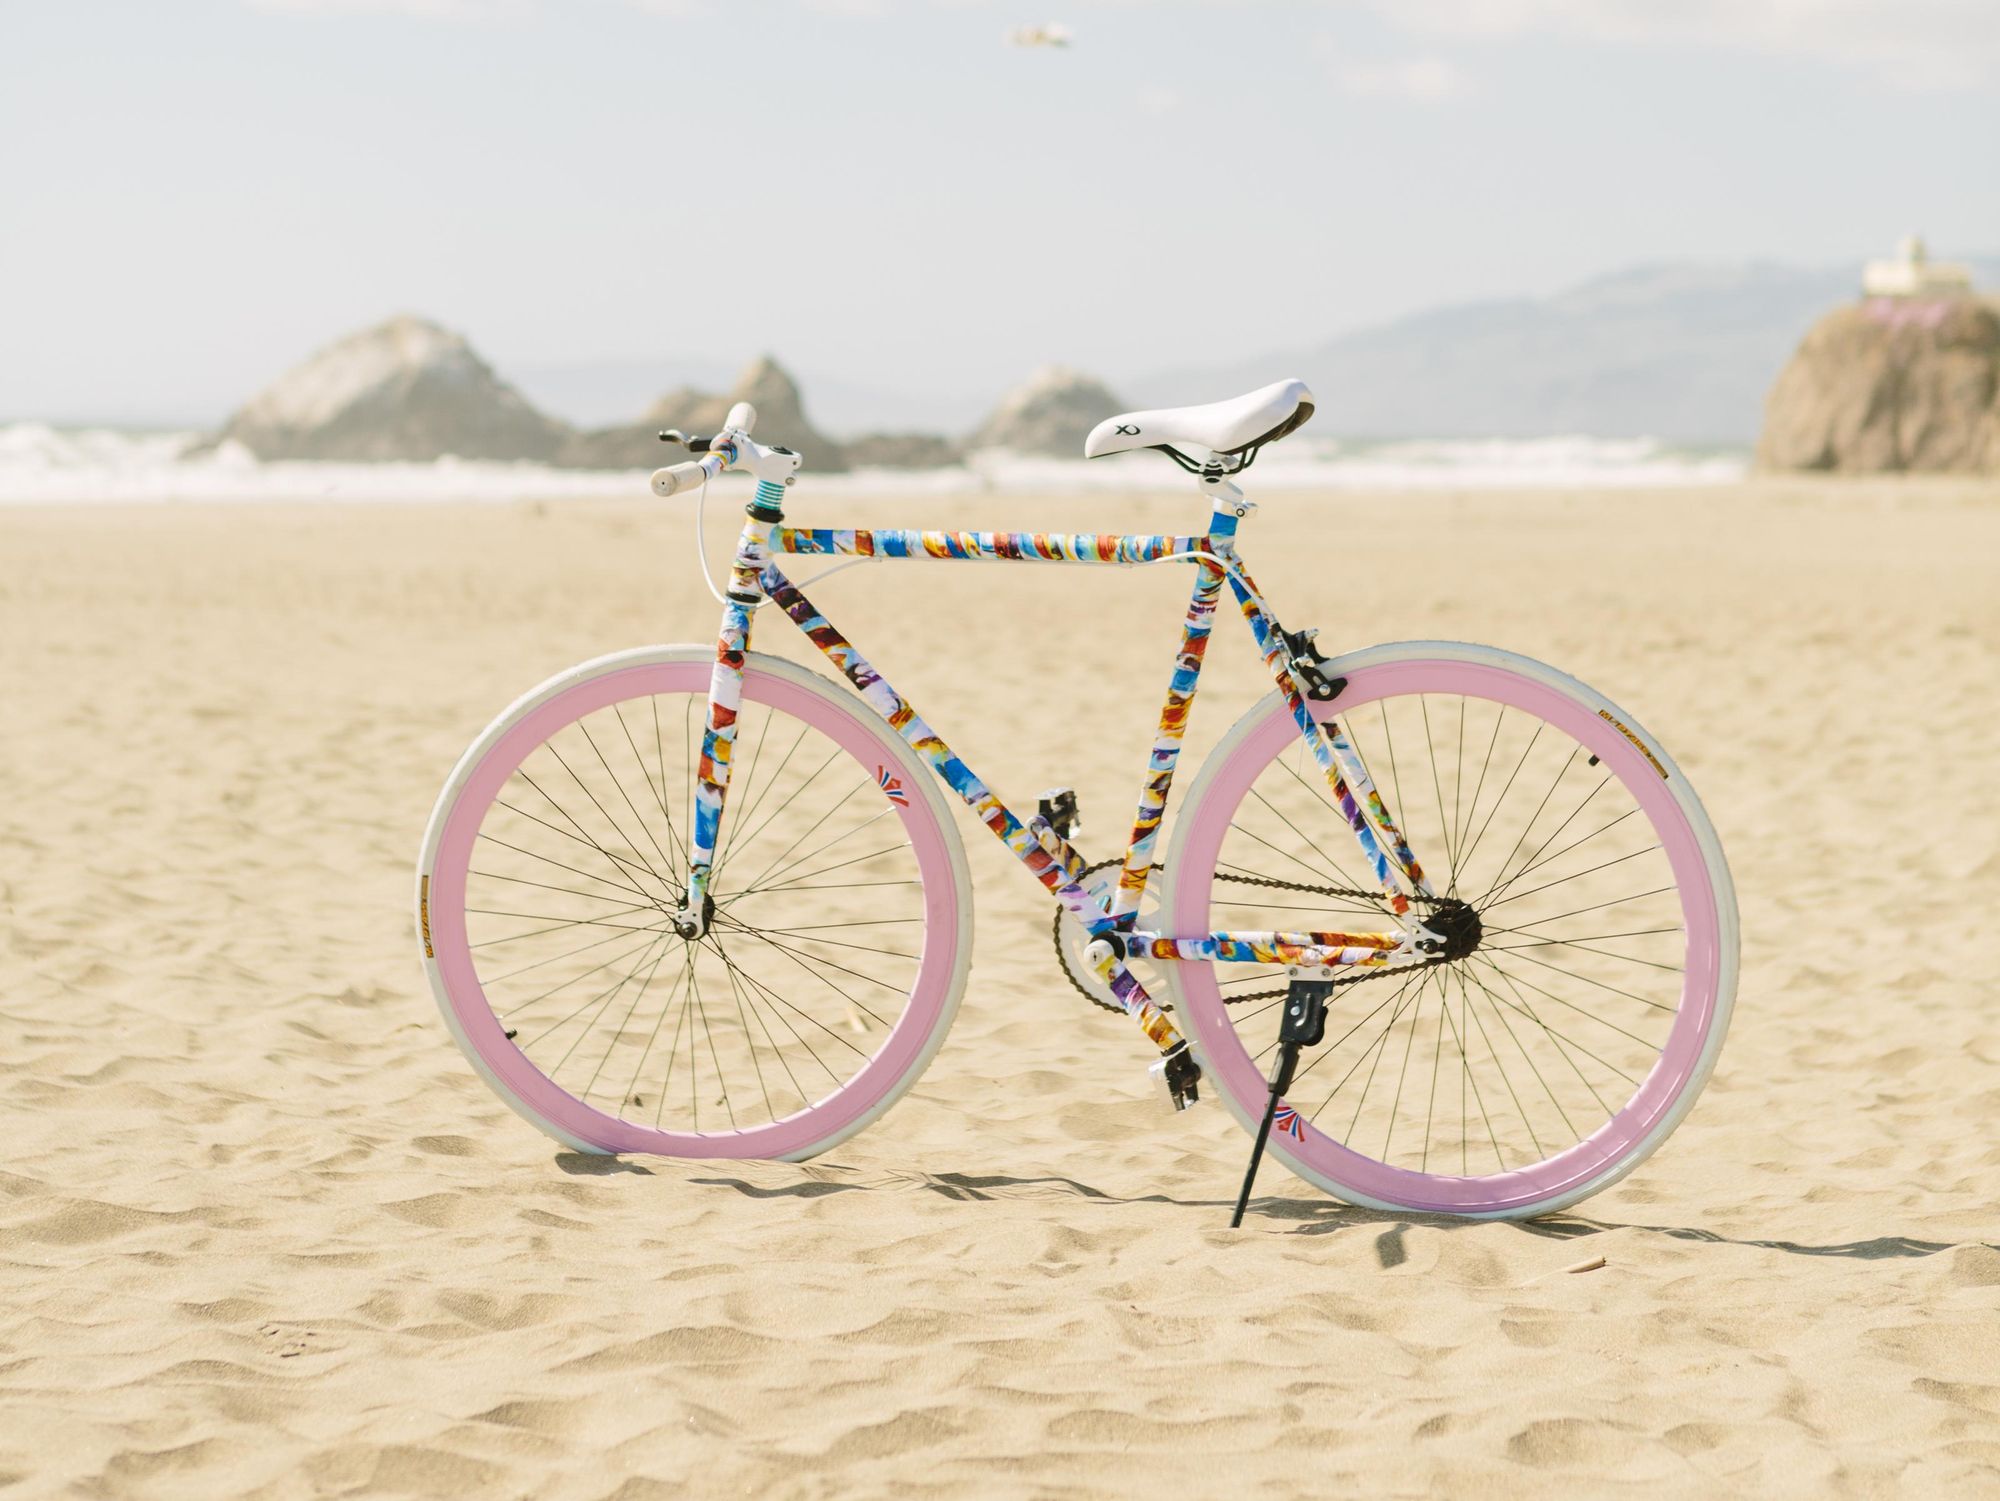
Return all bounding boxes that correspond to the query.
[1051,859,1167,1014]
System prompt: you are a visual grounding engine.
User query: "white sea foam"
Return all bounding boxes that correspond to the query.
[0,423,1745,504]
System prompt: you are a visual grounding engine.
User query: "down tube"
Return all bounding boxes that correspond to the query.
[755,559,1190,1056]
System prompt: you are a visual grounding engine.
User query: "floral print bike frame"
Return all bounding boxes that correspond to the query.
[684,476,1435,1059]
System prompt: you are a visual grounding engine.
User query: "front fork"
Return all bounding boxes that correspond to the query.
[675,479,786,938]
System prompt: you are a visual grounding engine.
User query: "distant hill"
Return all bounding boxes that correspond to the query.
[1143,256,2000,445]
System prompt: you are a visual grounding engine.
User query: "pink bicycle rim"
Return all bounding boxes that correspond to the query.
[430,660,960,1157]
[1172,659,1722,1214]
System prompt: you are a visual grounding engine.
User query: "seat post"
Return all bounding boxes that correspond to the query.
[1199,472,1252,538]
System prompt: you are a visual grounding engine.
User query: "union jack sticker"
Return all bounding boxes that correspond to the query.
[1272,1104,1305,1140]
[877,767,909,807]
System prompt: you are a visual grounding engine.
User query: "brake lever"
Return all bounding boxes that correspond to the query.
[657,429,713,453]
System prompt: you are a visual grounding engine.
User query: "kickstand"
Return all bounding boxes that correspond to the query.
[1230,979,1330,1228]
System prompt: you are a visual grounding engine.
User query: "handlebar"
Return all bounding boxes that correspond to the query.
[649,399,800,497]
[650,452,726,497]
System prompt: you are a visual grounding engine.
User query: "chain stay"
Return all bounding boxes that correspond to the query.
[1053,863,1444,1009]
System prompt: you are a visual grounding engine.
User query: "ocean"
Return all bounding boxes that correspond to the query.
[0,423,1748,504]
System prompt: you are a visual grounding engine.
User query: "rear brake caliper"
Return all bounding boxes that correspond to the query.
[1280,626,1346,703]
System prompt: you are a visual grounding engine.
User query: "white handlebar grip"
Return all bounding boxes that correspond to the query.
[650,459,710,497]
[725,401,757,435]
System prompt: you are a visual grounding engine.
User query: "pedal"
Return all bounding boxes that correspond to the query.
[1037,787,1081,839]
[1229,979,1332,1227]
[1149,1043,1202,1111]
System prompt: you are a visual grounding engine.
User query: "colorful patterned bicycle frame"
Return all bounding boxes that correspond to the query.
[684,473,1438,1058]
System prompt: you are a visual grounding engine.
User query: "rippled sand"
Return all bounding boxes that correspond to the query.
[3,478,1997,1498]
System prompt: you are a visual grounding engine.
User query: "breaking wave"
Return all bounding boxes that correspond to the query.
[0,423,1746,504]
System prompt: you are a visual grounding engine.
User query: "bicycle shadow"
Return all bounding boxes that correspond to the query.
[1264,1202,1981,1266]
[612,1157,1989,1265]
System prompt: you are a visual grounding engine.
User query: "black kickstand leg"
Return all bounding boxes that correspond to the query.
[1230,979,1330,1228]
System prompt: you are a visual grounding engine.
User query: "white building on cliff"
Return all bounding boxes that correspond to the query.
[1863,235,1973,299]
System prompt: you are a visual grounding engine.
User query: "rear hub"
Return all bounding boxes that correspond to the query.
[1415,896,1482,961]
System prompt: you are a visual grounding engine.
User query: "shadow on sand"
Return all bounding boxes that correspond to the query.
[591,1157,1992,1264]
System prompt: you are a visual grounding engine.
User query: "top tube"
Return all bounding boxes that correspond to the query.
[772,528,1221,564]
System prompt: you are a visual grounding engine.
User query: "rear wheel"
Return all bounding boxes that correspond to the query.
[1164,641,1736,1218]
[417,646,972,1159]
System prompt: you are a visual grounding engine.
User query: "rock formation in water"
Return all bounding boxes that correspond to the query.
[563,356,852,472]
[216,316,569,462]
[216,321,969,474]
[968,367,1124,457]
[1755,297,2000,474]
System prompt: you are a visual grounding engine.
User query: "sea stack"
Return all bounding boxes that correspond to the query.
[1757,239,1999,474]
[563,355,849,471]
[216,315,568,462]
[969,367,1124,457]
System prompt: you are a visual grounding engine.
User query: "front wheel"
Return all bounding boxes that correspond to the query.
[1163,641,1737,1219]
[416,646,973,1160]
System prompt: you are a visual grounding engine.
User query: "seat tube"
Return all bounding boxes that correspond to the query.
[684,478,786,916]
[1111,554,1225,925]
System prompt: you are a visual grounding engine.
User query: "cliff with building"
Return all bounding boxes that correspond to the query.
[1757,238,2000,475]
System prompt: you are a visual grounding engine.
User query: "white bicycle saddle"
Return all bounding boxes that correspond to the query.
[1084,378,1315,460]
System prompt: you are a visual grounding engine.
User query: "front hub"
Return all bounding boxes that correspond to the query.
[671,894,715,941]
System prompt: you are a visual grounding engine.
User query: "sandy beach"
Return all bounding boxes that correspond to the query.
[3,478,1997,1498]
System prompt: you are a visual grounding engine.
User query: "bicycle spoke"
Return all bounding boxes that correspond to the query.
[1271,755,1384,898]
[1462,962,1578,1142]
[469,906,672,950]
[1420,695,1456,881]
[706,934,851,1085]
[614,955,697,1118]
[579,716,678,888]
[1454,704,1506,893]
[1460,967,1540,1163]
[477,831,662,907]
[577,938,678,1106]
[469,868,654,907]
[497,932,675,1019]
[714,711,811,877]
[713,746,849,889]
[716,946,777,1121]
[1484,945,1677,1014]
[1455,721,1543,879]
[496,788,672,905]
[546,738,674,895]
[1469,955,1641,1089]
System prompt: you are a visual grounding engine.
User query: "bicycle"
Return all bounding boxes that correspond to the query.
[415,380,1738,1223]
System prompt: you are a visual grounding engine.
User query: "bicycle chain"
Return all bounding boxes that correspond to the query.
[1052,861,1446,1010]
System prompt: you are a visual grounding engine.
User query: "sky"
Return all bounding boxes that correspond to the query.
[2,0,1996,427]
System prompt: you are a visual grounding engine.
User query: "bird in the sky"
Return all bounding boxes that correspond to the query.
[1008,23,1072,48]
